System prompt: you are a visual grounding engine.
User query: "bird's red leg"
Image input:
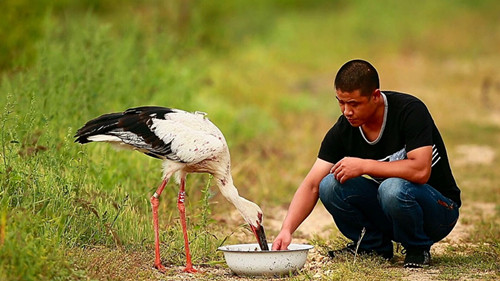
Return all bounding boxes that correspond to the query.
[151,178,168,273]
[178,176,197,273]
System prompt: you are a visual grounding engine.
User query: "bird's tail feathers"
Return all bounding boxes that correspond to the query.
[74,112,124,144]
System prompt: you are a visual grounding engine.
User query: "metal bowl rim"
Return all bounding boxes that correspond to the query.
[217,243,314,253]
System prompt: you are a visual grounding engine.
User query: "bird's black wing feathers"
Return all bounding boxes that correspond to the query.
[117,108,174,155]
[75,106,181,160]
[74,112,124,143]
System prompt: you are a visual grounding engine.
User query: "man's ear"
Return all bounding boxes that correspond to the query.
[372,89,381,100]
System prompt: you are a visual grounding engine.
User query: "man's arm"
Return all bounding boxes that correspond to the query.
[331,145,432,184]
[272,158,333,250]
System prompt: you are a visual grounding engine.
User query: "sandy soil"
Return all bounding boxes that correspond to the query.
[74,198,497,281]
[161,145,498,280]
[77,144,498,280]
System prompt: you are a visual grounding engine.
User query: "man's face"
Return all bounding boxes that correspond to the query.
[335,89,377,127]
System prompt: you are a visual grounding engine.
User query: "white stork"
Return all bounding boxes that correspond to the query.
[74,106,268,273]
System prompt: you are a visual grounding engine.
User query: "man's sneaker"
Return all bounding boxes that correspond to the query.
[328,242,393,260]
[328,242,357,257]
[403,248,431,268]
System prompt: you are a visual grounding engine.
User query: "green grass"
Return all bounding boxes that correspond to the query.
[1,0,500,280]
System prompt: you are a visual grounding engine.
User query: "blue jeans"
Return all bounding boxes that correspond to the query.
[319,174,459,252]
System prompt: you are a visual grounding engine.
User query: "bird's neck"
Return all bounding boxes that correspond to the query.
[215,179,257,225]
[215,174,241,206]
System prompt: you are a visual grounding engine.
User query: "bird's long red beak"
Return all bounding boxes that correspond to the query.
[250,224,269,251]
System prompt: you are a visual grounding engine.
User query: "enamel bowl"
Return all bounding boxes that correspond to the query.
[218,243,314,276]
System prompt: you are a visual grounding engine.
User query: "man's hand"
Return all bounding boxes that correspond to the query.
[272,230,292,250]
[330,157,365,183]
[272,158,332,251]
[330,146,433,184]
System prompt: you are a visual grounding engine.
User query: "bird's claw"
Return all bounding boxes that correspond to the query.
[154,263,167,273]
[182,266,198,273]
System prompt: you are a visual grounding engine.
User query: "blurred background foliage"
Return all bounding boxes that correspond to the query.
[0,0,337,71]
[2,0,499,72]
[1,0,500,280]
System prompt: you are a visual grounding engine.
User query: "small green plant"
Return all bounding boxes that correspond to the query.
[192,175,222,263]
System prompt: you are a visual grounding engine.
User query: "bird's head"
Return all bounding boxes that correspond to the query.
[239,199,269,251]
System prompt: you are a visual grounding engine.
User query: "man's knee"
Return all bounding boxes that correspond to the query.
[378,178,409,204]
[319,174,339,202]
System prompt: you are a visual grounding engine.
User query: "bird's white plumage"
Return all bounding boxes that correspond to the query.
[88,135,122,142]
[151,111,225,164]
[76,107,264,228]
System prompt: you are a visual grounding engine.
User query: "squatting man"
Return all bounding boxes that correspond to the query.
[272,59,461,268]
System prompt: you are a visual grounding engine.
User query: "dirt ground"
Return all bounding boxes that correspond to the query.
[74,198,497,281]
[133,200,494,281]
[154,144,498,280]
[75,144,497,280]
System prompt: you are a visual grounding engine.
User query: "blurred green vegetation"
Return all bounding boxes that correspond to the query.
[0,0,133,70]
[1,0,500,280]
[0,0,338,71]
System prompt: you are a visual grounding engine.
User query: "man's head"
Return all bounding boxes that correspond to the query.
[334,60,383,128]
[334,59,379,96]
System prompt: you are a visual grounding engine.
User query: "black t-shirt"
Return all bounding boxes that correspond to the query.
[318,91,461,207]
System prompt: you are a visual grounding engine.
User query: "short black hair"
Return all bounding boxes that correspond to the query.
[334,59,379,96]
